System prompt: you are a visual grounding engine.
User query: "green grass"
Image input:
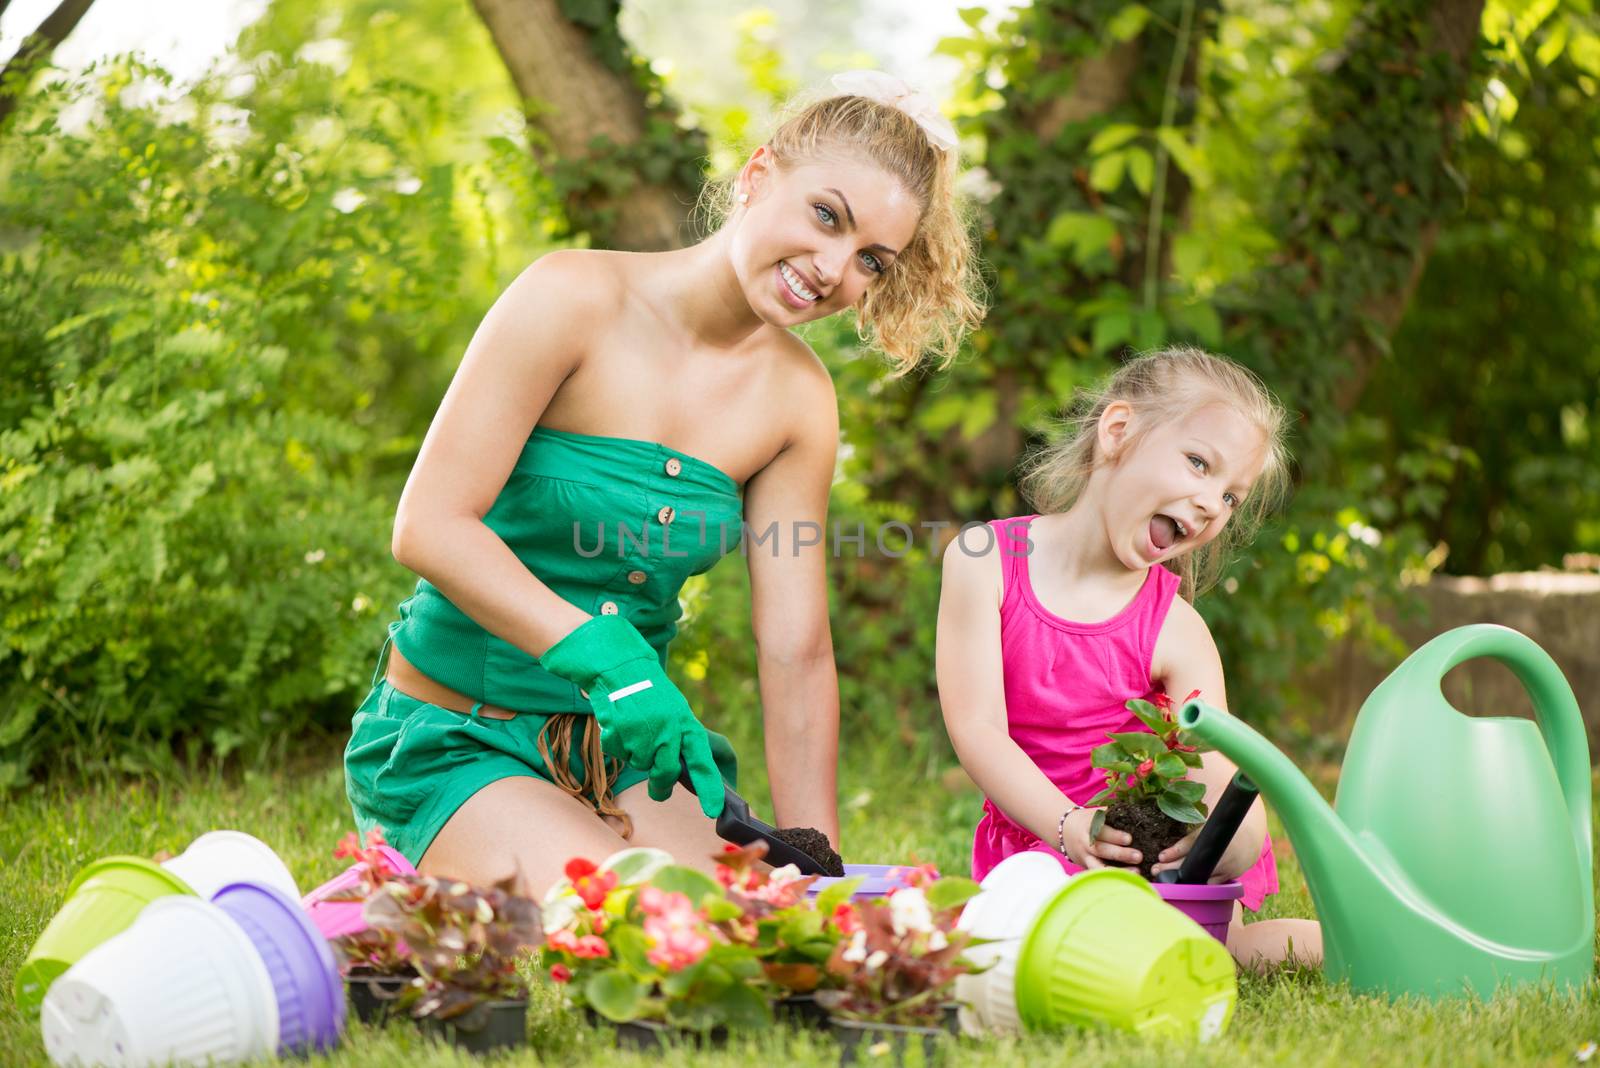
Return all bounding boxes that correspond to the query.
[3,736,1598,1066]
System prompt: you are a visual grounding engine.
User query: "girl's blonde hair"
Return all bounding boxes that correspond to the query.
[1017,346,1292,599]
[705,93,986,375]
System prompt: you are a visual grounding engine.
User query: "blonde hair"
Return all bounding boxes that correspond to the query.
[1017,346,1292,599]
[704,93,986,375]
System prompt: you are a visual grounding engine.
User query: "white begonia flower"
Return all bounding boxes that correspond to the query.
[865,950,889,971]
[540,884,581,933]
[889,885,933,937]
[767,863,802,885]
[331,188,366,214]
[394,172,422,195]
[841,929,868,964]
[928,929,948,952]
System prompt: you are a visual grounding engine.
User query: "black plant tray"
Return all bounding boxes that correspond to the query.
[418,998,529,1055]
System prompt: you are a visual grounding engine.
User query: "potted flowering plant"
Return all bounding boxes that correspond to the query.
[329,831,544,1053]
[543,844,830,1047]
[813,864,982,1066]
[328,830,417,1023]
[1087,689,1212,877]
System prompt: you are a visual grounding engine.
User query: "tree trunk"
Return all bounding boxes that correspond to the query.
[0,0,97,130]
[470,0,702,251]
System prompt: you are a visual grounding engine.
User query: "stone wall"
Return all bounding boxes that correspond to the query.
[1303,572,1600,760]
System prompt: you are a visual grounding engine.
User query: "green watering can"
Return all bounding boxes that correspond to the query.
[1180,624,1593,998]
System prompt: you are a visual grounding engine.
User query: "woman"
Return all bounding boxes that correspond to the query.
[344,73,984,894]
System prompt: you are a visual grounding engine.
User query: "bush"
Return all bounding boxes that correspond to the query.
[0,57,546,785]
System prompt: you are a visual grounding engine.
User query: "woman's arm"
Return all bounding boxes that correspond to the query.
[390,251,614,657]
[936,542,1140,867]
[1148,597,1267,880]
[741,354,840,844]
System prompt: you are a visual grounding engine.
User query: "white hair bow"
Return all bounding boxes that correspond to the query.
[830,70,959,153]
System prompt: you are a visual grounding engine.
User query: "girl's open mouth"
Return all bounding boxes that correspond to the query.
[1148,513,1188,552]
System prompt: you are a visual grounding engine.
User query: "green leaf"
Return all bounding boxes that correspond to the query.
[925,875,981,912]
[957,6,987,29]
[1156,793,1207,825]
[1178,749,1205,768]
[1124,699,1167,732]
[1088,123,1141,155]
[1108,731,1157,757]
[1106,3,1151,41]
[660,959,706,998]
[1133,307,1166,350]
[778,910,823,946]
[703,898,743,922]
[601,847,674,887]
[814,877,864,919]
[649,865,723,907]
[1087,787,1117,807]
[1169,301,1223,346]
[1092,310,1132,354]
[1090,741,1126,768]
[585,970,645,1022]
[607,924,654,972]
[1045,211,1116,265]
[1089,150,1127,192]
[1155,126,1204,183]
[1126,147,1155,196]
[960,388,997,440]
[1167,778,1206,802]
[699,979,772,1031]
[1154,753,1186,779]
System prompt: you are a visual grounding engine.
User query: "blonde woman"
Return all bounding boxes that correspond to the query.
[345,73,984,894]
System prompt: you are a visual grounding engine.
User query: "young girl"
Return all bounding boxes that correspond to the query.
[344,74,984,896]
[936,347,1321,966]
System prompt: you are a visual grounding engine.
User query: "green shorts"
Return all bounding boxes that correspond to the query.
[343,656,737,867]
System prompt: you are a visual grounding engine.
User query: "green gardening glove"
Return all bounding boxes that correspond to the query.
[539,614,725,819]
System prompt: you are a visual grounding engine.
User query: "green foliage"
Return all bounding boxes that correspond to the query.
[0,53,552,786]
[1358,7,1600,573]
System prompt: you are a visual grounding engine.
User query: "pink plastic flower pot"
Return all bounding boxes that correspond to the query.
[1153,881,1243,943]
[213,880,345,1054]
[299,846,415,944]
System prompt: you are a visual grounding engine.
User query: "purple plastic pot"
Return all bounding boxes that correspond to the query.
[1152,880,1243,942]
[806,863,915,900]
[214,880,346,1053]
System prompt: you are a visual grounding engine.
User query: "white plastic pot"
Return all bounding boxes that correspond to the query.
[160,830,299,902]
[955,851,1069,1036]
[41,895,279,1067]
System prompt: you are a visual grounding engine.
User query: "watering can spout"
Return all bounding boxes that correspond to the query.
[1177,700,1380,927]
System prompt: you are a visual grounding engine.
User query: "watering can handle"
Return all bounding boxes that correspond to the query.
[1407,624,1593,912]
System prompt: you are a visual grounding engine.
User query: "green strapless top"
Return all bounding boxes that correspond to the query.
[388,426,744,713]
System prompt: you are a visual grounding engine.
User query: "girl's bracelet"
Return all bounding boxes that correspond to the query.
[1056,803,1079,858]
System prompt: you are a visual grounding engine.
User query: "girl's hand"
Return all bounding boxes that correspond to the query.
[1150,824,1243,882]
[1062,808,1141,869]
[1150,825,1200,877]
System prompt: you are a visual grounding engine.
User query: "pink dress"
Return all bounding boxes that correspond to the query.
[970,515,1278,911]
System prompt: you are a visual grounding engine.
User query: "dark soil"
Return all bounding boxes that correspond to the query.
[1103,798,1187,879]
[771,826,844,876]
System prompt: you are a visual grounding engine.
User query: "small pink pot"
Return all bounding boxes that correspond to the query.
[300,846,415,943]
[1153,880,1243,942]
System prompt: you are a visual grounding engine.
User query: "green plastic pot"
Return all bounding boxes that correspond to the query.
[14,856,195,1016]
[1014,868,1236,1041]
